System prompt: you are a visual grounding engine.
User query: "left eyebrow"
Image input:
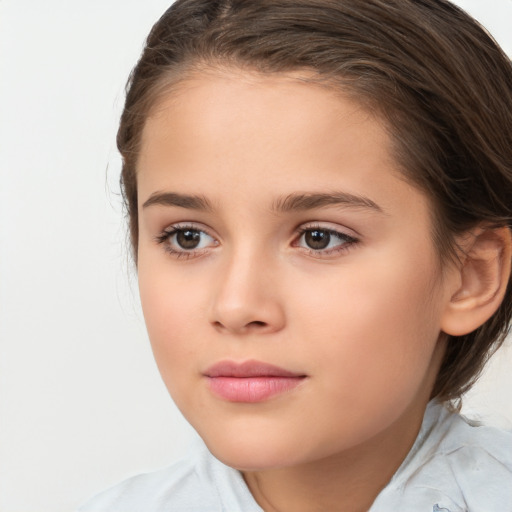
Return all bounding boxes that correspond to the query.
[271,191,385,214]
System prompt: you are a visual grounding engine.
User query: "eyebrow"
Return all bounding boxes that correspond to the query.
[271,192,384,213]
[142,190,384,214]
[142,192,213,211]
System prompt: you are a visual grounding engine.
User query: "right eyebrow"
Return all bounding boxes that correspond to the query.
[142,191,213,211]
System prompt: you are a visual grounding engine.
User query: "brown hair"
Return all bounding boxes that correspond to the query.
[117,0,512,401]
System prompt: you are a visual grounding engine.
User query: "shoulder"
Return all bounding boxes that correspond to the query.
[426,407,512,510]
[375,401,512,512]
[77,441,262,512]
[425,403,512,482]
[77,448,208,512]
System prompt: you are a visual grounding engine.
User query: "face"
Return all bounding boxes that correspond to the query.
[136,69,453,471]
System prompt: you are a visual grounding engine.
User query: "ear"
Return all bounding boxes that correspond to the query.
[441,226,511,337]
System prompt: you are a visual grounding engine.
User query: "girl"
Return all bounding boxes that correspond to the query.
[79,0,512,510]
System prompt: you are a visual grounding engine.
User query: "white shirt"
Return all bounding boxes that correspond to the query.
[78,401,512,511]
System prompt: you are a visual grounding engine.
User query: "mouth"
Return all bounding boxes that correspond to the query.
[203,360,307,403]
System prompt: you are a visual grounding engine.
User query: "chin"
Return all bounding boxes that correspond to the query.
[202,433,303,471]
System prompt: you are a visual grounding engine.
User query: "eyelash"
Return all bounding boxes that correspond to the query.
[155,223,359,259]
[154,224,216,260]
[294,225,359,257]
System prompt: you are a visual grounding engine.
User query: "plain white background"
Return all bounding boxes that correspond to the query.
[0,1,511,511]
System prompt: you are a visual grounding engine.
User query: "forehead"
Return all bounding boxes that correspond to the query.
[137,69,427,219]
[141,68,386,157]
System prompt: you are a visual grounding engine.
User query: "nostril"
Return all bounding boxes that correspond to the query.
[212,319,269,333]
[248,321,267,328]
[245,320,269,332]
[211,319,268,333]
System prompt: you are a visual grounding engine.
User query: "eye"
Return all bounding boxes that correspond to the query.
[295,226,358,254]
[156,225,217,257]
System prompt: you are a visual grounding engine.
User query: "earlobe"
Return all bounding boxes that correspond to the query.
[441,226,512,336]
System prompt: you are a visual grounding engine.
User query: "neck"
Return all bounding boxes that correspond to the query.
[243,395,431,512]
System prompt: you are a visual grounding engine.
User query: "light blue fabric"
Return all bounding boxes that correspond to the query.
[78,401,512,511]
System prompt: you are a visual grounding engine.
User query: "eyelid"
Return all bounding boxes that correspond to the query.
[292,222,360,257]
[160,221,215,237]
[155,222,219,258]
[154,220,359,259]
[297,221,360,238]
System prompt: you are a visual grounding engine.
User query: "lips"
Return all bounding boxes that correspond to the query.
[204,360,306,403]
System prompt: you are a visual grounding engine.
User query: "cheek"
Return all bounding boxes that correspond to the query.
[137,262,206,386]
[292,249,444,406]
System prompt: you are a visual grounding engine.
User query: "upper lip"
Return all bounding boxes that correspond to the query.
[204,360,305,378]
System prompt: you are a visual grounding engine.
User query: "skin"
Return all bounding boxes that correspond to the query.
[136,69,462,512]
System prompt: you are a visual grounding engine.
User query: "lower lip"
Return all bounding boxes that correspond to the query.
[206,376,305,403]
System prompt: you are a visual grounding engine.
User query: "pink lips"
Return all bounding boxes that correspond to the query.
[204,360,306,403]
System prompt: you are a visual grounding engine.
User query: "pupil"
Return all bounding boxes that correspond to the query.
[177,230,200,249]
[305,230,330,250]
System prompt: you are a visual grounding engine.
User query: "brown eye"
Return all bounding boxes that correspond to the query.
[157,226,217,255]
[304,229,331,250]
[176,229,201,249]
[295,226,358,254]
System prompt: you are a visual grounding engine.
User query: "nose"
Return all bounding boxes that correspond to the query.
[209,249,286,335]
